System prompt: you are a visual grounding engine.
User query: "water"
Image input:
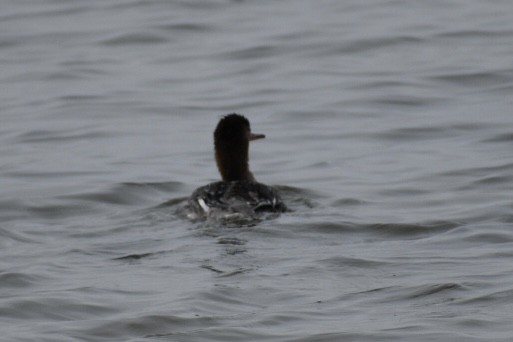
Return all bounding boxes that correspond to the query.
[2,0,513,341]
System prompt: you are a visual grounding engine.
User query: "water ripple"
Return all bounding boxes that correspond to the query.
[16,129,112,144]
[430,70,513,89]
[100,31,169,46]
[3,0,513,340]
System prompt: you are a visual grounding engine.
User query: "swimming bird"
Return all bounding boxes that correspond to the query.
[188,113,286,220]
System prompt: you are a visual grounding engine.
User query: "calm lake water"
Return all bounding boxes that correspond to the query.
[2,0,513,341]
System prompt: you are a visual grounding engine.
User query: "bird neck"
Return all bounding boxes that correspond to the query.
[215,143,255,181]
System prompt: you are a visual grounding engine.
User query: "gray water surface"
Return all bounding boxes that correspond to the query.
[2,0,513,341]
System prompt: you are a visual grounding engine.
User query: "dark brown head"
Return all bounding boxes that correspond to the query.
[214,113,265,181]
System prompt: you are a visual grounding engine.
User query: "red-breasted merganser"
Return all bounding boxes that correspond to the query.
[188,113,286,219]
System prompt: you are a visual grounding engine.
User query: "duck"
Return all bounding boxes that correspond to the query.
[188,113,286,220]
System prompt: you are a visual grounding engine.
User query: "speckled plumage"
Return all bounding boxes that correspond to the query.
[188,113,286,219]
